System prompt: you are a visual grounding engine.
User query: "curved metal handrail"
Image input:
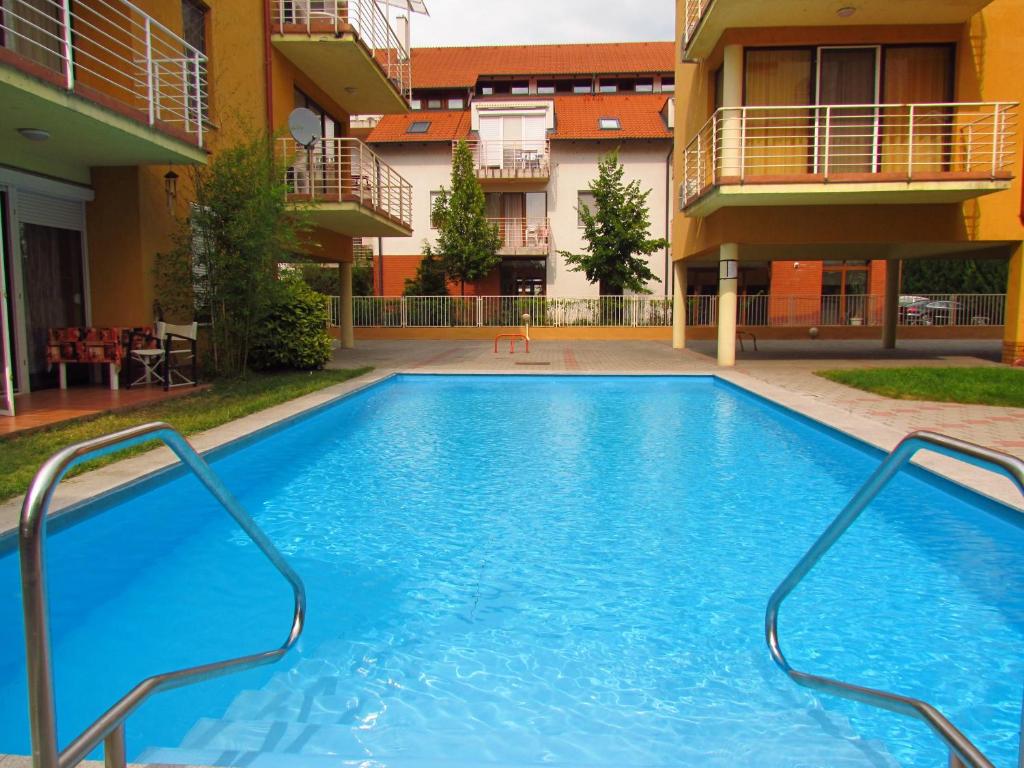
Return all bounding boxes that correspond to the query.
[18,422,307,768]
[765,431,1024,768]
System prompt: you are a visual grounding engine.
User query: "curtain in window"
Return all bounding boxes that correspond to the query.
[743,49,813,176]
[881,46,953,174]
[818,48,877,174]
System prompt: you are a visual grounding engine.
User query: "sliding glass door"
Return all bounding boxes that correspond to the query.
[816,47,879,174]
[0,191,15,415]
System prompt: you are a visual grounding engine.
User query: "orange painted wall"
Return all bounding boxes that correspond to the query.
[372,254,503,296]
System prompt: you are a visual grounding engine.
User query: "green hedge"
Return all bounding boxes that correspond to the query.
[250,277,332,370]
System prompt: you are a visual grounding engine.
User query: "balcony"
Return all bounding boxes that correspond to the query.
[682,102,1018,217]
[682,0,998,60]
[0,0,208,176]
[277,137,412,237]
[270,0,410,115]
[460,140,551,183]
[490,217,550,256]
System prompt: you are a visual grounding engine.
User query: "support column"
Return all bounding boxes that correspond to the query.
[1003,244,1024,364]
[340,261,354,350]
[672,259,687,349]
[717,243,738,367]
[881,259,900,350]
[720,45,744,179]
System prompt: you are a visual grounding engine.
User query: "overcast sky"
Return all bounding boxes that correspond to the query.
[407,0,675,47]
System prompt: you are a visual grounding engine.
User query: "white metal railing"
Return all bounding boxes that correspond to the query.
[349,295,674,328]
[488,217,551,251]
[0,0,208,145]
[270,0,410,102]
[277,137,412,228]
[459,140,552,178]
[683,293,1006,328]
[682,0,712,50]
[682,102,1019,208]
[340,293,1006,329]
[327,295,341,327]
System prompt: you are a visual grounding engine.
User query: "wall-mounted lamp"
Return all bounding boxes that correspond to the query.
[836,6,856,17]
[164,168,179,212]
[793,261,800,269]
[719,259,739,281]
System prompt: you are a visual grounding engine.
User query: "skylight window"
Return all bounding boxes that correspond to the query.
[407,121,431,134]
[599,117,621,130]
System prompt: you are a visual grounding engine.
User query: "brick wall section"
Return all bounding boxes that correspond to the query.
[372,255,502,296]
[769,261,822,324]
[868,260,887,296]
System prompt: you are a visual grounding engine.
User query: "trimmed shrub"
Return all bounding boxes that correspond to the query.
[250,276,332,371]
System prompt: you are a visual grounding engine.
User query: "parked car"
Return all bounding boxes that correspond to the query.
[899,298,932,324]
[920,300,963,326]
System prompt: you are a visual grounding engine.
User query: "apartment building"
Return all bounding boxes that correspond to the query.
[0,0,417,413]
[364,42,676,298]
[671,0,1023,364]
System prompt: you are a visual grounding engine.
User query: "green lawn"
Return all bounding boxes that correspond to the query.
[817,367,1024,408]
[0,367,372,504]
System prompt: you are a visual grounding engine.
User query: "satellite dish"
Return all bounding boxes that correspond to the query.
[288,107,322,149]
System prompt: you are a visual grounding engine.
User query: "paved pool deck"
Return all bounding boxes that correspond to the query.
[0,338,1019,538]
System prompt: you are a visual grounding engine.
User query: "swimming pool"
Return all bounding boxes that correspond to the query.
[0,374,1020,767]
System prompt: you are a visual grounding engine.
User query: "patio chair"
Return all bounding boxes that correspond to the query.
[159,321,199,390]
[127,333,166,389]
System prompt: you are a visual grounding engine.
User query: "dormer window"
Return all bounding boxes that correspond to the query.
[599,117,621,130]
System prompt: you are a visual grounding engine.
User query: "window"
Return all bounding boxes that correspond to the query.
[407,121,431,134]
[598,79,618,93]
[480,84,494,96]
[410,99,422,110]
[660,76,675,93]
[427,98,442,109]
[448,97,464,109]
[577,190,596,226]
[573,80,592,94]
[429,190,443,227]
[635,78,654,93]
[511,81,530,95]
[537,80,556,95]
[181,0,207,54]
[599,117,621,130]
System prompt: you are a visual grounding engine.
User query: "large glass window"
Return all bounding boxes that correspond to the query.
[743,49,814,175]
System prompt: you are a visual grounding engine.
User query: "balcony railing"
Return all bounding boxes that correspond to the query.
[459,140,551,180]
[682,102,1019,208]
[0,0,208,145]
[277,137,412,229]
[270,0,410,102]
[682,0,712,50]
[488,217,550,252]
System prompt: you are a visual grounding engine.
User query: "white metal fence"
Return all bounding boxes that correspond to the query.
[327,294,1007,329]
[0,0,208,144]
[683,102,1019,207]
[270,0,410,101]
[277,137,413,227]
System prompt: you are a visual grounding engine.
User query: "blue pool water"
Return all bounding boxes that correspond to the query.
[0,375,1021,767]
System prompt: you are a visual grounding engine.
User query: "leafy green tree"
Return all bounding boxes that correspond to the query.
[404,243,448,296]
[433,140,502,295]
[901,258,1008,294]
[559,150,668,296]
[157,134,308,377]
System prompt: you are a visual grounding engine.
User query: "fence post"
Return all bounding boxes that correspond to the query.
[476,297,483,327]
[400,297,408,327]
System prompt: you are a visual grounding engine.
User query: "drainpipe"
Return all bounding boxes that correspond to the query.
[263,0,274,131]
[664,145,673,297]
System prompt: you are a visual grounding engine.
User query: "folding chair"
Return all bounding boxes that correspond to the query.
[158,321,199,390]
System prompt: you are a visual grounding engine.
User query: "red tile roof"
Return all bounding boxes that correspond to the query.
[409,42,674,88]
[367,94,671,144]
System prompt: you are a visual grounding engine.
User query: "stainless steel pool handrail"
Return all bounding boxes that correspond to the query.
[765,431,1024,768]
[18,422,307,768]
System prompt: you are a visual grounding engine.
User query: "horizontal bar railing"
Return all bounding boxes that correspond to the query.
[277,137,413,228]
[19,422,306,768]
[458,140,552,178]
[766,431,1024,768]
[270,0,410,102]
[0,0,207,146]
[487,218,551,251]
[683,102,1018,207]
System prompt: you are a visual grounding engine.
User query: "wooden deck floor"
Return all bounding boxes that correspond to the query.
[1,385,205,438]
